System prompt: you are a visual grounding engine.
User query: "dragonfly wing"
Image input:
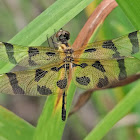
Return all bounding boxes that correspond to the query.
[72,30,140,89]
[72,58,140,89]
[73,31,140,60]
[0,62,68,96]
[0,42,64,71]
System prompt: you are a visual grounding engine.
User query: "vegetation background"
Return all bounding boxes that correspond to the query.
[0,0,140,140]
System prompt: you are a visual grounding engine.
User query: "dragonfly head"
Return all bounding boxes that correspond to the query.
[56,29,70,46]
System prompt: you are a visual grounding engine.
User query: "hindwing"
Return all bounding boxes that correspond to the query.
[0,62,68,96]
[72,31,140,89]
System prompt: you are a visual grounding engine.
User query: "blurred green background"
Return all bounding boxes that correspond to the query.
[0,0,140,140]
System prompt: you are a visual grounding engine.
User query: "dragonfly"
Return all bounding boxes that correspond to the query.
[0,29,140,121]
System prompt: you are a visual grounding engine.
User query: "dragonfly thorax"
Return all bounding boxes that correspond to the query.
[64,56,74,62]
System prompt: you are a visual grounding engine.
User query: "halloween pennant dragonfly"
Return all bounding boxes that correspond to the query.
[0,29,140,121]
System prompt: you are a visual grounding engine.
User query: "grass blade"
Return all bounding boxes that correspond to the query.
[85,81,140,140]
[116,0,140,29]
[0,0,94,73]
[0,106,34,140]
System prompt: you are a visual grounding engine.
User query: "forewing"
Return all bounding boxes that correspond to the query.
[73,31,140,60]
[0,62,68,96]
[72,31,140,89]
[0,42,64,70]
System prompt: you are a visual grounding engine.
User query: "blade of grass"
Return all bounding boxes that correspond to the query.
[116,0,140,29]
[84,81,140,140]
[116,0,140,60]
[0,0,94,73]
[10,0,94,46]
[34,82,76,140]
[0,106,34,140]
[115,1,140,139]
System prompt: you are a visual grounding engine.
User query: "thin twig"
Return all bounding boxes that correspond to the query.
[69,0,118,116]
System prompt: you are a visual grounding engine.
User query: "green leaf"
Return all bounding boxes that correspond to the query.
[116,0,140,29]
[34,82,76,140]
[85,81,140,140]
[0,0,94,73]
[0,106,34,140]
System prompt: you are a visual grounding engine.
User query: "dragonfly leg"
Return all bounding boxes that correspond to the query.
[46,34,51,47]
